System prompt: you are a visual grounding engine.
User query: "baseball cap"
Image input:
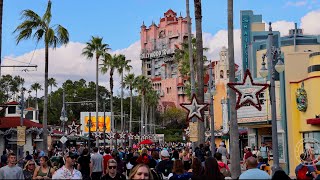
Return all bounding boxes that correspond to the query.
[160,150,170,157]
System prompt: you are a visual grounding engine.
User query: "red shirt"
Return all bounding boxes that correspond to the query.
[103,154,113,173]
[218,161,230,171]
[244,151,253,160]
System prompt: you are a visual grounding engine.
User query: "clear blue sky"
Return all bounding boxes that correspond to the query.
[3,0,319,58]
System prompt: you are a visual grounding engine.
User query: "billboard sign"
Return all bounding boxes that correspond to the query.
[80,112,111,133]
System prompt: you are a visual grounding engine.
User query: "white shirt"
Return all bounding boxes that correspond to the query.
[52,165,82,179]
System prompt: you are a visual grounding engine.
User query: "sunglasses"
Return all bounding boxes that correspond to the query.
[108,166,117,169]
[68,156,76,159]
[28,164,35,166]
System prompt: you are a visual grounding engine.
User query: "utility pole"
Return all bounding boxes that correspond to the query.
[208,61,216,155]
[186,0,196,151]
[18,88,25,166]
[228,0,241,177]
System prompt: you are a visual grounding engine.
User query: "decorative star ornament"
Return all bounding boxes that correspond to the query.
[128,133,135,140]
[68,121,80,135]
[135,135,140,140]
[93,131,102,139]
[119,132,126,139]
[205,131,211,138]
[109,131,116,139]
[180,94,208,122]
[227,69,269,111]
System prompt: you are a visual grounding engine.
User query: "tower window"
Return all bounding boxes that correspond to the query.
[220,70,224,78]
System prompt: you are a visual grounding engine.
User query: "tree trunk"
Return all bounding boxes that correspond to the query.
[153,106,156,134]
[50,85,52,106]
[145,103,148,135]
[95,56,99,147]
[141,93,144,137]
[129,87,133,147]
[149,105,152,134]
[120,71,124,132]
[0,0,3,78]
[228,0,241,178]
[194,0,205,145]
[36,90,38,120]
[110,71,114,147]
[43,43,49,154]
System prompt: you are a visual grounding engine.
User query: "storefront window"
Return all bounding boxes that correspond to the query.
[303,132,320,160]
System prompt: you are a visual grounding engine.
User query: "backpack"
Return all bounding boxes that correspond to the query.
[297,166,313,180]
[218,163,231,177]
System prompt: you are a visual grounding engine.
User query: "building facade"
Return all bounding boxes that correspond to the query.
[140,9,189,110]
[241,9,320,175]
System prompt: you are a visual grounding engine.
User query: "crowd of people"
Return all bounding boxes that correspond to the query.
[0,142,319,179]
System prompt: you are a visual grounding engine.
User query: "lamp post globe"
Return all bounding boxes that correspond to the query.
[260,62,269,78]
[275,58,285,73]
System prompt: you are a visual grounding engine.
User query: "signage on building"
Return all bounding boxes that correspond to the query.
[241,15,250,71]
[140,48,174,59]
[80,112,111,133]
[17,126,26,146]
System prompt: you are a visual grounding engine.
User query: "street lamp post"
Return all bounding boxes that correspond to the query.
[87,112,92,153]
[60,90,68,154]
[207,61,216,155]
[259,22,285,172]
[103,96,110,150]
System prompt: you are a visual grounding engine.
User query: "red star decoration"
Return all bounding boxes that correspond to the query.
[227,69,269,111]
[180,94,208,122]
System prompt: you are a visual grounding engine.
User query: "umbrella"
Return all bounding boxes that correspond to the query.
[139,139,154,145]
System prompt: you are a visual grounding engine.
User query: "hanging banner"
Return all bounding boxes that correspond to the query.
[17,126,26,146]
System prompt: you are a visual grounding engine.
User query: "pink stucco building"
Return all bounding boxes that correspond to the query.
[140,9,189,111]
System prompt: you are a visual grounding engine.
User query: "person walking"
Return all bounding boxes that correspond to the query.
[217,142,229,164]
[259,142,270,163]
[101,159,126,180]
[239,157,270,179]
[156,149,173,179]
[33,156,55,179]
[23,160,36,180]
[77,148,91,180]
[90,147,104,179]
[52,152,82,179]
[0,152,24,179]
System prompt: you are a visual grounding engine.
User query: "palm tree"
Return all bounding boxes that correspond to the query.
[124,73,137,146]
[228,0,241,177]
[48,77,57,106]
[100,54,119,132]
[14,0,69,153]
[145,89,159,134]
[117,55,132,132]
[0,0,3,78]
[82,36,110,147]
[31,82,43,120]
[136,75,152,136]
[194,0,205,144]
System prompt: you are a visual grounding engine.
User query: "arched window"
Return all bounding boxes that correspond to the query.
[220,70,224,78]
[227,70,230,78]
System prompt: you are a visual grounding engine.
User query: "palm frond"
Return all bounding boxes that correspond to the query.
[42,0,52,25]
[56,25,69,45]
[33,28,45,42]
[15,28,33,44]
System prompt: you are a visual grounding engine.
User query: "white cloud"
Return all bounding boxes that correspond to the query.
[300,9,320,34]
[202,30,242,66]
[2,41,141,97]
[286,0,308,7]
[264,20,295,36]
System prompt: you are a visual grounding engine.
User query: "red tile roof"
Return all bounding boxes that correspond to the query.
[164,9,177,16]
[4,101,19,105]
[151,77,162,82]
[177,83,184,87]
[0,117,42,128]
